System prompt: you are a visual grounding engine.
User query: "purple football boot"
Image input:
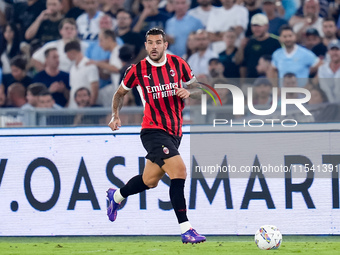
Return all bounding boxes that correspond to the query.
[106,188,120,222]
[181,228,206,244]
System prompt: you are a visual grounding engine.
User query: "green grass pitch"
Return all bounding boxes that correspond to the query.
[0,236,339,255]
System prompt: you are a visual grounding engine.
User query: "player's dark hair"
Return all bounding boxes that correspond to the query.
[279,25,294,35]
[64,40,81,52]
[10,55,26,70]
[58,18,77,31]
[145,28,166,42]
[283,72,296,78]
[75,87,91,98]
[44,47,58,58]
[102,29,116,42]
[27,83,47,96]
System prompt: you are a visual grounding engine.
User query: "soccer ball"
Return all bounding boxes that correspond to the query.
[254,225,282,250]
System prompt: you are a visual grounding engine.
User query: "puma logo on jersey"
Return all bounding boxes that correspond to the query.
[144,74,152,80]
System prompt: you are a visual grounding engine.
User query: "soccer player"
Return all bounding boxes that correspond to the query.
[107,28,206,244]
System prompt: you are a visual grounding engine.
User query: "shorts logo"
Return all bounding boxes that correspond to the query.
[162,146,169,154]
[170,70,175,77]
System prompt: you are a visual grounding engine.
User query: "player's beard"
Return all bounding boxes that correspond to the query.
[149,49,165,62]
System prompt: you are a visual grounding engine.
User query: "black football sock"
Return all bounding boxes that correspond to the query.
[120,174,150,198]
[170,178,189,224]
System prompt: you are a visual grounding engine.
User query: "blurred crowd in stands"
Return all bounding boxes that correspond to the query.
[0,0,339,125]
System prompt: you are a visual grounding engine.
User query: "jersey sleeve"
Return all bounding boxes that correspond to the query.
[121,65,138,91]
[180,58,197,87]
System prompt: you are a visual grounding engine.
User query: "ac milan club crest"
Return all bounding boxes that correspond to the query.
[170,69,175,77]
[163,146,169,154]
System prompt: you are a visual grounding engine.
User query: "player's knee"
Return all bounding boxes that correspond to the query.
[144,179,159,189]
[148,183,158,189]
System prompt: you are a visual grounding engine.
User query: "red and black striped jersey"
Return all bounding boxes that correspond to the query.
[121,54,196,137]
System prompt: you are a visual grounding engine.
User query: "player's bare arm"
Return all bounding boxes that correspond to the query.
[108,85,129,131]
[175,82,202,99]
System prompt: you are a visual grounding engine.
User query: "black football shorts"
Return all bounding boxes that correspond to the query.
[140,128,182,167]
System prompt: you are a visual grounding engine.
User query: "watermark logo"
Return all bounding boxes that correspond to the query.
[198,84,312,128]
[197,82,223,115]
